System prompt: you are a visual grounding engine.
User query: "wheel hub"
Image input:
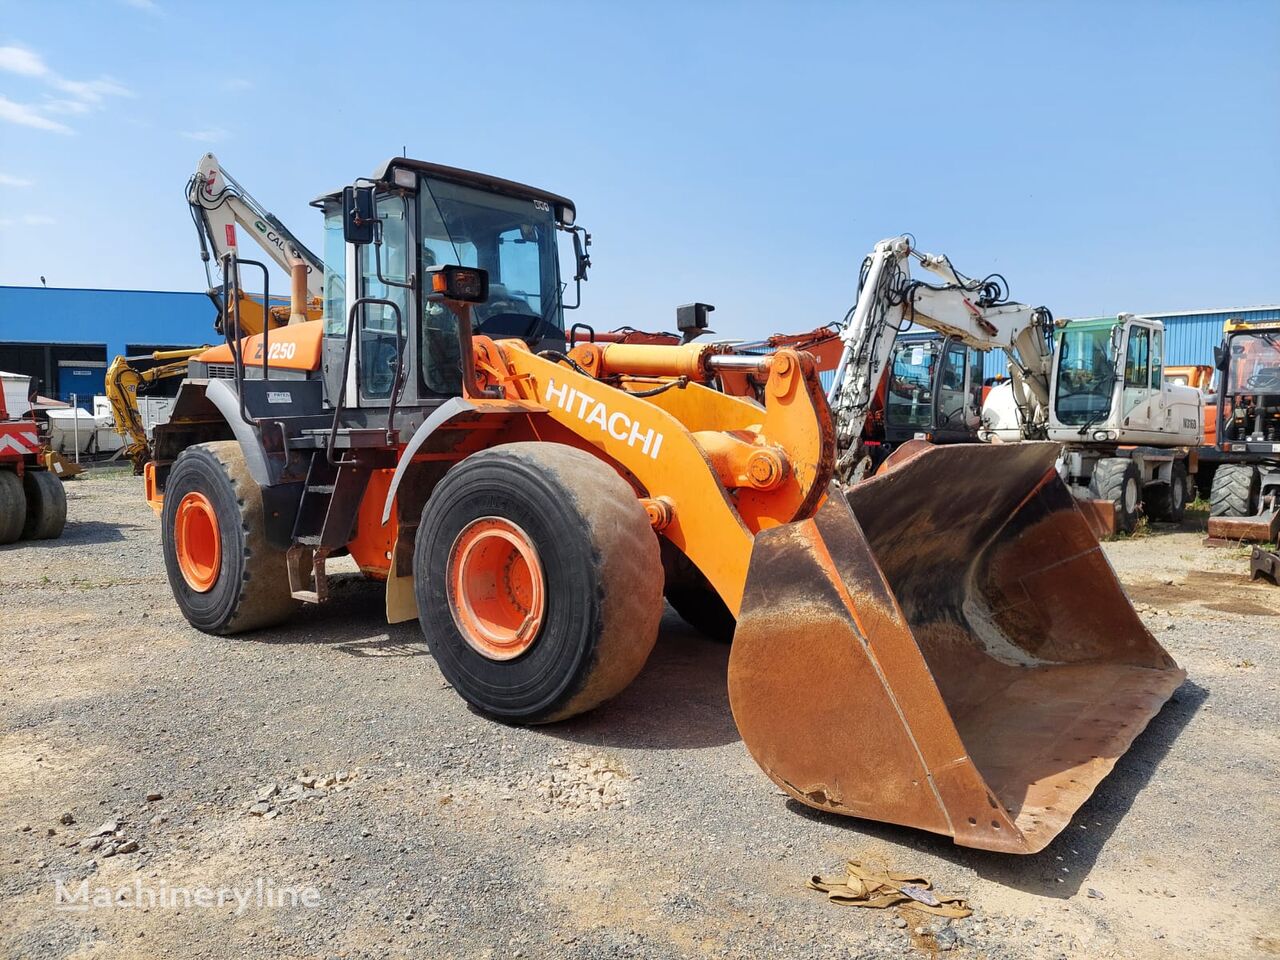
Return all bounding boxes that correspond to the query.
[447,517,545,660]
[174,491,221,593]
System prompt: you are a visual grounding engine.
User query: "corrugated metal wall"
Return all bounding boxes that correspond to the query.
[0,285,216,359]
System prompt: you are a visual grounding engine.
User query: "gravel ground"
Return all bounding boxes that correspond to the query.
[1,472,1277,959]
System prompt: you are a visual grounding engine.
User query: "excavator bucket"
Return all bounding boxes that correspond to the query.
[728,441,1185,854]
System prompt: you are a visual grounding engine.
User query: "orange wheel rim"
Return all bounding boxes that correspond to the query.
[175,491,221,593]
[447,517,545,660]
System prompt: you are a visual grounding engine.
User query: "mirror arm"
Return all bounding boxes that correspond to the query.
[454,303,503,399]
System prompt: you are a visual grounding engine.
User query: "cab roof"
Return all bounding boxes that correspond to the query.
[313,157,576,225]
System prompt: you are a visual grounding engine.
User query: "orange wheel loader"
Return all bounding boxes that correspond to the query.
[145,158,1185,854]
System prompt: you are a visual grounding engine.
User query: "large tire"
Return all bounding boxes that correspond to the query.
[1088,457,1143,533]
[662,541,736,643]
[161,441,300,634]
[414,442,663,724]
[0,470,25,544]
[1144,460,1187,524]
[21,469,67,540]
[1209,463,1258,518]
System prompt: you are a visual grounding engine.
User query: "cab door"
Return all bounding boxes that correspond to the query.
[933,340,976,441]
[350,193,413,408]
[1120,321,1155,431]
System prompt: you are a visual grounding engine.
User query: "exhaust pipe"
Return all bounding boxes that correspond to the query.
[289,261,308,325]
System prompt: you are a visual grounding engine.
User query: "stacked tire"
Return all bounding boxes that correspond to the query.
[0,469,67,545]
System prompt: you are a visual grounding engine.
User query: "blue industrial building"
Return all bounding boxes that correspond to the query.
[1,284,1277,407]
[1,286,222,408]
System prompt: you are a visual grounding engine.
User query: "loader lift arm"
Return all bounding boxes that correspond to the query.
[827,236,1056,481]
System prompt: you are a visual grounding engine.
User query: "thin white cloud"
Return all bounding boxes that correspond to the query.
[0,45,45,78]
[0,44,132,134]
[0,214,56,228]
[0,172,34,187]
[40,98,92,116]
[182,127,229,143]
[0,95,72,133]
[121,0,161,12]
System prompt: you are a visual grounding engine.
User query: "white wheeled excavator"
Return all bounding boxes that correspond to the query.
[186,152,325,334]
[105,155,323,470]
[825,236,1202,533]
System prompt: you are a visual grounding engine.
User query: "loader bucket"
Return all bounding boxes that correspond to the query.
[727,442,1185,854]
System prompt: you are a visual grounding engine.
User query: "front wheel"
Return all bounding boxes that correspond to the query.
[161,441,300,634]
[0,470,25,544]
[1089,457,1143,533]
[414,443,663,723]
[1144,461,1187,524]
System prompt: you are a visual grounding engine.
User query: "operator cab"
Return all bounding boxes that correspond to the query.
[877,333,986,454]
[313,157,588,412]
[1217,326,1280,445]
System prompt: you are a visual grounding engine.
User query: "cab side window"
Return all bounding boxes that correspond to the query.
[1124,327,1150,389]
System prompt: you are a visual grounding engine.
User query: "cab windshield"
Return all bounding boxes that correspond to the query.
[1055,323,1118,425]
[1227,332,1280,394]
[418,176,563,394]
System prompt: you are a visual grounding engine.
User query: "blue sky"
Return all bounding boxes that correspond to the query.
[0,0,1277,341]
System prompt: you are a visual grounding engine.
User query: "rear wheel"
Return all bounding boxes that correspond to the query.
[1088,458,1142,533]
[1209,463,1259,517]
[1144,461,1187,524]
[414,442,663,723]
[162,441,300,634]
[21,469,67,540]
[0,470,25,544]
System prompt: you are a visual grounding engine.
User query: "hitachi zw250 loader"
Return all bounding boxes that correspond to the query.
[145,158,1185,854]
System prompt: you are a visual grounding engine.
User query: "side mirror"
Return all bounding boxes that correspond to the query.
[571,227,592,283]
[676,302,715,343]
[1213,342,1228,371]
[343,185,376,245]
[426,264,489,304]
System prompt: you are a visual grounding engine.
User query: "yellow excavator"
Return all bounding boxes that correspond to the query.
[105,349,207,473]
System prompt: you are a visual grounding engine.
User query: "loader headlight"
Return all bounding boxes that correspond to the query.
[427,265,489,304]
[1093,431,1108,441]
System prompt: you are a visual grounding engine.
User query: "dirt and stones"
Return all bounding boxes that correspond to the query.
[0,473,1277,958]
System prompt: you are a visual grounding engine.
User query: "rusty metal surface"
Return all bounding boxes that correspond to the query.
[1207,507,1280,544]
[1251,546,1280,585]
[1076,498,1118,539]
[728,441,1185,854]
